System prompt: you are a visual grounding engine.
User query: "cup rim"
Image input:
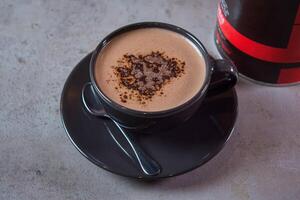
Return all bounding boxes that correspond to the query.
[89,21,212,117]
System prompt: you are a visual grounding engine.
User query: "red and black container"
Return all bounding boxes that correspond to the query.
[215,0,300,85]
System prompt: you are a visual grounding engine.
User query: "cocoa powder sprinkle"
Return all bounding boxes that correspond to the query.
[113,51,185,103]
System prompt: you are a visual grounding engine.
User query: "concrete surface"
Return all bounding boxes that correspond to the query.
[0,0,299,199]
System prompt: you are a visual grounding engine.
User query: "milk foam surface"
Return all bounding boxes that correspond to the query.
[94,28,206,112]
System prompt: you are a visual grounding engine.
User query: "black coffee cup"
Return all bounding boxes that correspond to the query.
[82,22,238,132]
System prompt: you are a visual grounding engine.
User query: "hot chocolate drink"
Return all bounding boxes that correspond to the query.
[94,28,206,112]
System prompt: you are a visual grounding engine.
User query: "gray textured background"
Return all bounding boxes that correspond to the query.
[0,0,300,199]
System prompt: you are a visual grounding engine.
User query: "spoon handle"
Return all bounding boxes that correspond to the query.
[111,121,161,176]
[82,82,161,176]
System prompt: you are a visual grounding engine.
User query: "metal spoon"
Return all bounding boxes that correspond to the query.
[81,82,161,176]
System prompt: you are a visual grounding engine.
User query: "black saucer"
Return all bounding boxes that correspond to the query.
[60,53,238,179]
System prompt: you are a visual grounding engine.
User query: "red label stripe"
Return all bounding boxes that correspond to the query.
[217,5,300,63]
[278,67,300,83]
